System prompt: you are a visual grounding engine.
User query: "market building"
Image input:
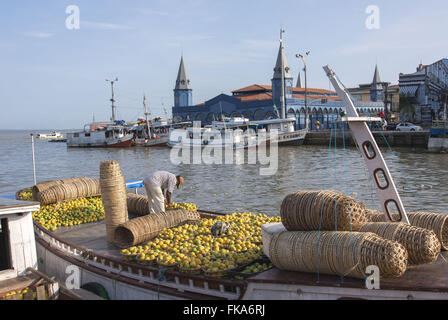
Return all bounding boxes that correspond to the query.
[172,42,384,130]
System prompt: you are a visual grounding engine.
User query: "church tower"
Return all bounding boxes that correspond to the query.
[370,64,384,102]
[174,56,192,107]
[271,36,293,118]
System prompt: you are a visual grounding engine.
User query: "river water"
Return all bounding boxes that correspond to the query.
[1,130,447,215]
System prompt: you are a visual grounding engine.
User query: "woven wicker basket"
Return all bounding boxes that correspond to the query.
[126,193,151,216]
[36,177,101,205]
[268,230,407,279]
[280,190,368,232]
[100,161,129,243]
[365,209,448,250]
[359,222,440,265]
[114,209,200,248]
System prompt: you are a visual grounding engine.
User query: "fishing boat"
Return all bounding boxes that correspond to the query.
[428,120,448,153]
[132,119,192,148]
[66,122,133,148]
[37,131,64,140]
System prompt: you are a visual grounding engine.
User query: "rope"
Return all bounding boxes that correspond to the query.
[316,115,335,282]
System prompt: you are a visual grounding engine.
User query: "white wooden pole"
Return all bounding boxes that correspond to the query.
[30,133,36,185]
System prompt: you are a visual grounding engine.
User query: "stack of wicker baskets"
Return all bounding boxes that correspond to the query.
[365,209,448,251]
[359,222,440,264]
[280,190,368,231]
[100,161,129,243]
[268,229,408,279]
[35,177,101,205]
[114,209,200,248]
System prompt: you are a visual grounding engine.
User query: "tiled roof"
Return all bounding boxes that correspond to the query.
[232,84,271,94]
[292,94,340,101]
[236,93,273,102]
[232,84,336,95]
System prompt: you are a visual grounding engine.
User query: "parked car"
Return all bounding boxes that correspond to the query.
[395,122,423,132]
[385,122,398,131]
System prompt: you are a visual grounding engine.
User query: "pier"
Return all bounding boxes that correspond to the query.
[304,130,429,148]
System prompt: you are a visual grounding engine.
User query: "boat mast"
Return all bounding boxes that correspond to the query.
[323,65,409,224]
[280,29,286,120]
[106,78,118,122]
[143,94,151,139]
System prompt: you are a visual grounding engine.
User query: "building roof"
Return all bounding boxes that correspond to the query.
[175,56,191,90]
[272,41,292,79]
[232,84,335,95]
[292,94,341,101]
[235,93,273,102]
[232,84,271,94]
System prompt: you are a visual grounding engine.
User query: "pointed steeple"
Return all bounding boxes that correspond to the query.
[175,56,191,90]
[372,64,381,85]
[296,71,303,88]
[272,42,292,79]
[370,64,384,102]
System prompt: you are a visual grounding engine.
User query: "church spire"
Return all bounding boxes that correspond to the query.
[296,71,303,88]
[372,64,381,85]
[175,56,191,90]
[272,41,291,79]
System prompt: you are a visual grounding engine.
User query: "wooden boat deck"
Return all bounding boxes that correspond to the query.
[55,221,121,259]
[54,219,448,294]
[248,251,448,293]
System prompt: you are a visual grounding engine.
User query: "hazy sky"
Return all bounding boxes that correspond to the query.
[1,0,447,129]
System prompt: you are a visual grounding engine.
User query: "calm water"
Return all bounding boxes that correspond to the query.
[1,130,447,215]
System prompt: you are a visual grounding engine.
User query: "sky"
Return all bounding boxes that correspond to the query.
[1,0,447,130]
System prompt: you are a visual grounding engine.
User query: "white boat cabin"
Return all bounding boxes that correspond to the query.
[0,198,40,282]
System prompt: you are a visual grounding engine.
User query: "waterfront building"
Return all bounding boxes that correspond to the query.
[172,44,384,130]
[398,59,448,124]
[348,65,400,121]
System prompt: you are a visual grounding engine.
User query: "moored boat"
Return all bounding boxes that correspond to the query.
[37,131,64,140]
[31,202,448,300]
[428,120,448,153]
[66,122,133,148]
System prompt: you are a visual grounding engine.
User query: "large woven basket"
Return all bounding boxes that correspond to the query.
[359,222,440,265]
[280,190,368,232]
[114,208,200,248]
[126,193,151,216]
[100,161,129,243]
[365,209,448,250]
[268,230,407,279]
[35,177,101,205]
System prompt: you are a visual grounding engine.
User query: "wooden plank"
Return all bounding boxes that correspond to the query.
[36,285,46,300]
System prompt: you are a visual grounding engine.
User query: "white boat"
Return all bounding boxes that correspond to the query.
[132,119,191,147]
[66,122,134,148]
[37,131,64,140]
[428,120,448,153]
[167,117,307,149]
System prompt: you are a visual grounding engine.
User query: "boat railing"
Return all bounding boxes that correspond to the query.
[33,213,242,300]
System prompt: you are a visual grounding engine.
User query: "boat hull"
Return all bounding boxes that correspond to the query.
[133,136,169,147]
[33,213,448,300]
[428,137,448,153]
